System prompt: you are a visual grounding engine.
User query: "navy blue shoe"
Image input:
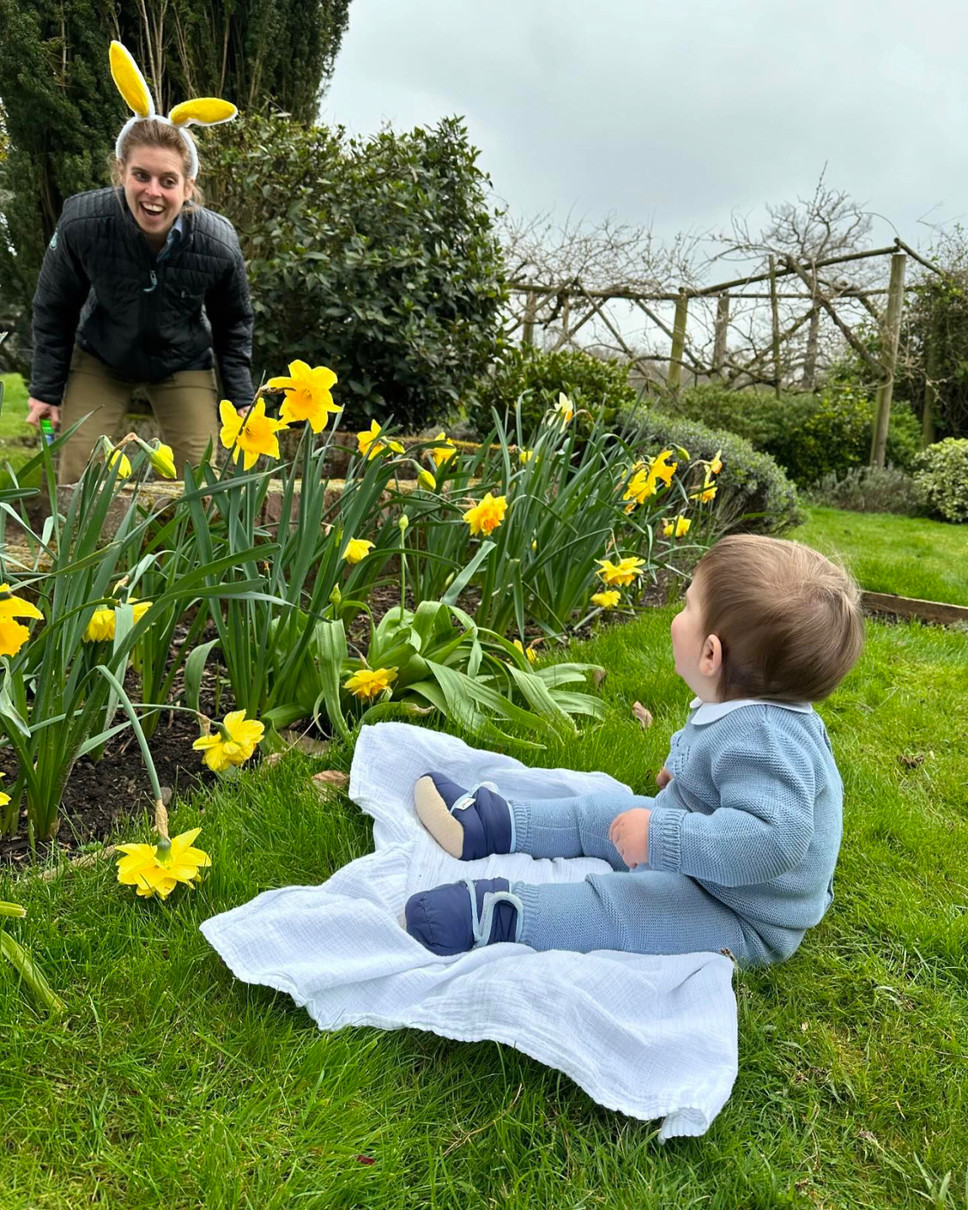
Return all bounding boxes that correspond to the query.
[404,877,519,955]
[413,772,512,860]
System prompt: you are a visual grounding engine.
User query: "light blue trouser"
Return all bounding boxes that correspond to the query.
[507,793,794,967]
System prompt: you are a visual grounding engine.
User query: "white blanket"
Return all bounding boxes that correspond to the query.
[201,722,738,1140]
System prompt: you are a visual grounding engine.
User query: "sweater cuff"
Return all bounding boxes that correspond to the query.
[648,805,684,873]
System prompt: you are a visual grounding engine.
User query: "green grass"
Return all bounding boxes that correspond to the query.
[2,606,966,1208]
[0,371,43,487]
[791,504,968,605]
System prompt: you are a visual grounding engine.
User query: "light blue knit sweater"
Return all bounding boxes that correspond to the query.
[647,701,843,934]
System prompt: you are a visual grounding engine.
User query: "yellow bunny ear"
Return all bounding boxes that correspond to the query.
[109,41,154,118]
[168,98,238,128]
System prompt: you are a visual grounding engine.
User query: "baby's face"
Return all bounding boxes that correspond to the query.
[671,576,720,699]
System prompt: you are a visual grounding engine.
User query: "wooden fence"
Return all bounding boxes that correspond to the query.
[506,238,945,464]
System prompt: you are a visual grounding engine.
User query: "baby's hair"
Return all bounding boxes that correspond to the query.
[110,119,205,208]
[694,534,865,702]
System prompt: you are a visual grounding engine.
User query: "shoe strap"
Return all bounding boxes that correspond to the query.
[450,781,498,814]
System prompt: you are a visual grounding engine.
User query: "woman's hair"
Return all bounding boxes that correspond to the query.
[110,118,205,207]
[694,534,865,703]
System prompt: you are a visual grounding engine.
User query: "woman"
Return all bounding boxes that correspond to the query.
[26,42,253,483]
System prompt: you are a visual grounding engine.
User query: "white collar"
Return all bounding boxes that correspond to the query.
[688,697,813,726]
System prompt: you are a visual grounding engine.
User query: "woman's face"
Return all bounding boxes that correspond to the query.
[120,146,193,244]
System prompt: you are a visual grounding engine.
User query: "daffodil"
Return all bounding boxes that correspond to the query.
[357,420,404,460]
[107,448,132,478]
[82,598,152,643]
[519,448,534,465]
[662,515,691,538]
[148,442,178,479]
[430,432,457,469]
[463,492,508,536]
[512,638,537,664]
[265,360,342,433]
[343,537,374,565]
[591,590,621,609]
[115,827,211,899]
[343,667,397,700]
[708,449,723,476]
[596,556,646,587]
[192,710,265,773]
[0,773,9,810]
[623,449,679,508]
[0,584,44,658]
[554,392,574,423]
[219,398,288,470]
[417,468,437,491]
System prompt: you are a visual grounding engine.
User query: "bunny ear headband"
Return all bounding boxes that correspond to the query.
[110,40,237,179]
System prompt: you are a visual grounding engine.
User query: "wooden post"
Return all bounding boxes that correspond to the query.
[769,255,782,399]
[870,252,907,467]
[521,290,537,348]
[712,294,729,378]
[802,306,820,390]
[667,290,688,392]
[922,314,941,447]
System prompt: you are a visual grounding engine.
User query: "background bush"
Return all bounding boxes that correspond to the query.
[205,113,507,431]
[912,437,968,522]
[469,346,640,437]
[804,465,929,516]
[662,383,921,486]
[629,408,802,535]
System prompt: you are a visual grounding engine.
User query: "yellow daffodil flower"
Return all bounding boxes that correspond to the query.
[554,392,575,423]
[192,710,265,773]
[108,449,132,478]
[595,556,646,587]
[417,468,437,490]
[343,537,374,565]
[219,398,288,470]
[343,667,397,700]
[623,449,679,508]
[512,638,538,664]
[82,598,152,643]
[709,449,723,475]
[519,448,535,465]
[148,442,178,480]
[265,360,342,433]
[115,827,211,899]
[591,590,621,609]
[0,584,43,658]
[0,773,9,810]
[430,432,457,469]
[662,515,691,538]
[357,420,404,460]
[463,492,508,537]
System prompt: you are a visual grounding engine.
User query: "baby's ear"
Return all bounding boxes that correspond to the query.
[168,99,238,128]
[700,634,723,678]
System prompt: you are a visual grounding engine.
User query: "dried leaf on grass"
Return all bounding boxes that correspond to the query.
[311,770,350,795]
[632,701,654,729]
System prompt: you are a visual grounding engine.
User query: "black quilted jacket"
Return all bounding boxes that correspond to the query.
[29,187,254,408]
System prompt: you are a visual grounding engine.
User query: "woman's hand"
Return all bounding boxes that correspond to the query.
[26,398,61,430]
[609,807,652,869]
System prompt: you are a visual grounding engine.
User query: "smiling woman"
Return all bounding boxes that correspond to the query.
[25,41,253,484]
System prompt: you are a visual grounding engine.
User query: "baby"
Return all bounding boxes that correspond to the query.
[404,535,865,967]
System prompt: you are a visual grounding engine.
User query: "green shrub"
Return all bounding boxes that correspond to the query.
[628,408,802,535]
[913,438,968,522]
[205,113,506,432]
[665,383,921,485]
[470,346,640,437]
[805,465,929,516]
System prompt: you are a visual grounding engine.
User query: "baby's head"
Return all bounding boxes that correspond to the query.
[671,535,865,703]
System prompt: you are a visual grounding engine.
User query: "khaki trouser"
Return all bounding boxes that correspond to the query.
[58,347,220,484]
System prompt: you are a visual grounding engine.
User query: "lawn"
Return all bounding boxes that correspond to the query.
[791,504,968,606]
[2,601,966,1207]
[0,371,42,487]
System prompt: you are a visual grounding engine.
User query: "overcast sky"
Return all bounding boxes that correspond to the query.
[322,0,968,279]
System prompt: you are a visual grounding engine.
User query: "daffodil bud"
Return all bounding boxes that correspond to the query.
[398,514,410,534]
[417,469,437,491]
[330,585,342,606]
